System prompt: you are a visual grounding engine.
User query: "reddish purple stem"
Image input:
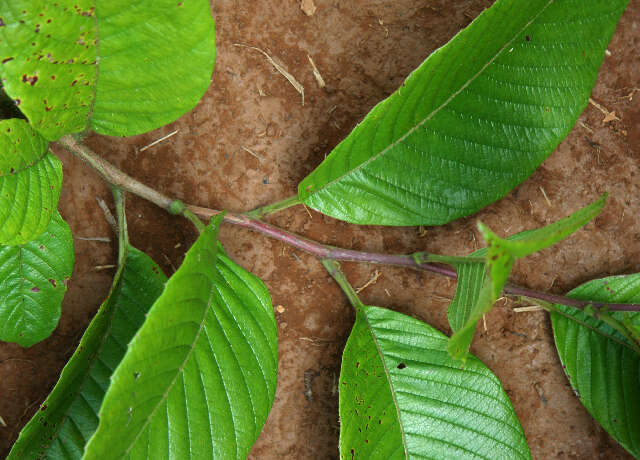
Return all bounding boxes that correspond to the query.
[219,212,640,312]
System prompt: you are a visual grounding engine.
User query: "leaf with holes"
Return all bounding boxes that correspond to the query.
[298,0,628,226]
[340,305,530,459]
[0,118,60,245]
[82,215,278,460]
[0,211,73,347]
[448,195,605,361]
[0,0,216,140]
[551,274,640,458]
[7,245,166,460]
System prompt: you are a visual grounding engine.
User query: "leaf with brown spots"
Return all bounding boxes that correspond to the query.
[0,118,61,245]
[0,0,216,140]
[0,211,73,347]
[7,245,165,460]
[340,305,530,459]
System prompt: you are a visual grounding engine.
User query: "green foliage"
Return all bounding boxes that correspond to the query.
[340,305,530,459]
[0,118,60,245]
[551,275,640,458]
[7,246,166,460]
[83,216,278,460]
[0,0,216,140]
[0,211,73,347]
[447,195,606,361]
[0,0,635,458]
[298,0,627,226]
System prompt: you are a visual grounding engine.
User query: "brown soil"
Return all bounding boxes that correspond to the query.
[1,1,639,459]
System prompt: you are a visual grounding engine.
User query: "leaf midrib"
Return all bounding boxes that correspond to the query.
[362,309,409,459]
[121,286,215,458]
[85,0,100,130]
[307,1,554,199]
[0,149,50,178]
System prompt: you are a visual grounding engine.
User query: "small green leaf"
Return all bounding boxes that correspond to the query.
[0,118,61,245]
[7,246,166,460]
[340,305,530,459]
[298,0,628,226]
[448,261,487,333]
[551,274,640,458]
[83,216,278,460]
[0,1,216,140]
[0,211,73,347]
[448,195,605,361]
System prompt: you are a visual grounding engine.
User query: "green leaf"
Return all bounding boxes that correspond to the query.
[298,0,628,226]
[0,1,216,140]
[0,118,61,245]
[448,261,487,333]
[551,274,640,458]
[0,210,73,347]
[83,216,278,460]
[7,246,166,460]
[448,195,605,361]
[340,305,530,459]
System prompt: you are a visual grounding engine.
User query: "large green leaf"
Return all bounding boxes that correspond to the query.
[448,195,605,361]
[0,210,73,347]
[0,118,60,244]
[340,305,530,459]
[0,0,216,140]
[298,0,628,226]
[83,216,278,460]
[7,246,166,459]
[551,275,640,458]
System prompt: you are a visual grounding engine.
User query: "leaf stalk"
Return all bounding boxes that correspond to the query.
[111,186,129,268]
[247,195,301,219]
[321,259,363,311]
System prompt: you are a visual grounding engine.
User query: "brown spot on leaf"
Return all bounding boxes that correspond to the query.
[48,279,57,288]
[22,74,38,86]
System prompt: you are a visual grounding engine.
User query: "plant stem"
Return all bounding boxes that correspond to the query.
[111,186,129,268]
[322,260,364,311]
[58,135,175,211]
[416,252,486,265]
[57,138,640,313]
[183,208,206,233]
[533,299,640,355]
[247,195,301,219]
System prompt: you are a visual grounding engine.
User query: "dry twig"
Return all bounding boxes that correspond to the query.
[307,54,326,88]
[138,130,179,152]
[235,43,305,105]
[356,270,382,293]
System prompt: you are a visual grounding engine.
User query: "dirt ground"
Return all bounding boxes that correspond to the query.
[1,1,639,459]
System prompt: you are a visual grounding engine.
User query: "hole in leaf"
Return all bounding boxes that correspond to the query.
[396,363,406,370]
